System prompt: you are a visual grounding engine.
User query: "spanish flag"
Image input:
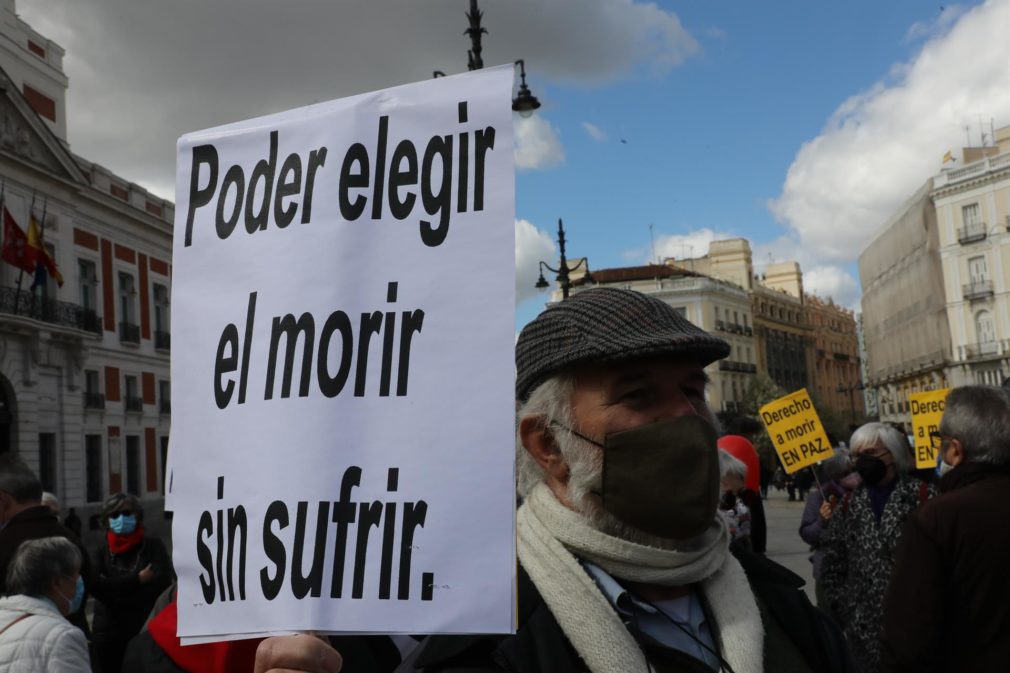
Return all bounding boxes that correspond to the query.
[942,150,955,164]
[27,214,63,287]
[1,207,37,274]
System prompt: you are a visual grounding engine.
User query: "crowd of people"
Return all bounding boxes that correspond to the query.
[1,287,1008,673]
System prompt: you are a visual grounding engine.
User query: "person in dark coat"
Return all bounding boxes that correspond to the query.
[254,289,854,673]
[91,492,172,673]
[820,422,934,673]
[880,385,1010,672]
[0,455,93,635]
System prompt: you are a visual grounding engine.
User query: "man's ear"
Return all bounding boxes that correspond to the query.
[519,416,568,483]
[946,438,967,467]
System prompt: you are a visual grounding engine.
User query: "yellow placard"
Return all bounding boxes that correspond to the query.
[910,388,950,469]
[759,388,833,473]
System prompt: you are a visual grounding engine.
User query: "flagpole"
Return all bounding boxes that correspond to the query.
[11,187,27,316]
[29,196,49,317]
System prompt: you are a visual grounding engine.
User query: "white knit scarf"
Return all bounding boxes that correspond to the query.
[517,483,764,673]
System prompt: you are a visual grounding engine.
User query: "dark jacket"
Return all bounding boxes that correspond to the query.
[396,547,854,673]
[92,533,172,644]
[0,505,93,633]
[880,463,1010,673]
[739,489,766,554]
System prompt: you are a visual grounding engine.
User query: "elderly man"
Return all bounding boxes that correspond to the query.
[255,289,852,673]
[880,385,1010,672]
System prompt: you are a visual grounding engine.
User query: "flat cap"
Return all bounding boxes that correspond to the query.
[516,288,730,402]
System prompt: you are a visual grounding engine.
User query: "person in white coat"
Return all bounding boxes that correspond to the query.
[0,536,90,672]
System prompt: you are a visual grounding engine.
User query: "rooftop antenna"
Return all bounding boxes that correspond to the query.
[649,223,657,264]
[978,114,986,146]
[964,124,971,147]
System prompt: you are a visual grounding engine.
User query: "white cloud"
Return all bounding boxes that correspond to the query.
[515,219,556,304]
[514,115,565,170]
[652,228,734,263]
[802,265,861,311]
[768,0,1010,264]
[18,0,696,198]
[582,122,607,142]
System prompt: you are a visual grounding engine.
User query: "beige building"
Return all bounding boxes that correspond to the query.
[807,295,865,424]
[563,263,758,413]
[933,126,1010,387]
[860,127,1009,426]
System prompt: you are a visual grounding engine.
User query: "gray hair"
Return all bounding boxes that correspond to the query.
[516,374,576,499]
[821,448,852,481]
[940,385,1010,466]
[6,537,81,597]
[849,422,912,474]
[718,450,747,481]
[0,456,42,504]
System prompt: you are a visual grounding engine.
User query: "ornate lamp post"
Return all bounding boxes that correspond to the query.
[536,219,593,300]
[434,0,541,116]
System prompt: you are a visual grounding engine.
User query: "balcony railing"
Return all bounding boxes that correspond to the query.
[963,341,1001,361]
[718,360,757,373]
[715,319,726,331]
[159,399,171,415]
[0,287,102,335]
[957,223,987,244]
[154,330,171,350]
[962,279,994,300]
[124,396,143,412]
[83,392,105,410]
[120,322,140,344]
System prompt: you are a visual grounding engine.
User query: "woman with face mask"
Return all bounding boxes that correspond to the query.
[0,536,90,672]
[91,493,171,673]
[819,423,934,673]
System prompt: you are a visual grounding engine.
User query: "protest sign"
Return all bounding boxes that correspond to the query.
[910,388,950,469]
[759,388,833,473]
[169,66,516,641]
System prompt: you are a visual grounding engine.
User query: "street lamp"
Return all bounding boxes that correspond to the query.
[437,0,541,116]
[535,219,593,300]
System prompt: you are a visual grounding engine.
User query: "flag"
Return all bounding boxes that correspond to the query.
[1,207,37,273]
[27,213,63,287]
[942,150,955,164]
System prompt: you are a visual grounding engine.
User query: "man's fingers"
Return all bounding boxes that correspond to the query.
[254,635,342,673]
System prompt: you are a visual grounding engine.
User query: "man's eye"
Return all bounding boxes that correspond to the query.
[619,388,653,403]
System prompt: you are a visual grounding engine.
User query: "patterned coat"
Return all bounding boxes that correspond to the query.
[820,477,934,673]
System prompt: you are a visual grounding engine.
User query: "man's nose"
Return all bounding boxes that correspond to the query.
[658,389,703,420]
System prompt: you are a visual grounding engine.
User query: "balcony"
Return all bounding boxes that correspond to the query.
[743,326,753,336]
[124,396,143,412]
[0,287,103,335]
[962,341,1001,361]
[962,279,994,301]
[83,392,105,410]
[957,223,987,244]
[715,319,726,331]
[718,360,757,374]
[154,330,171,351]
[119,321,140,344]
[159,399,171,415]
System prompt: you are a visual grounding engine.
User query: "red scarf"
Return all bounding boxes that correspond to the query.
[107,525,145,555]
[148,599,261,673]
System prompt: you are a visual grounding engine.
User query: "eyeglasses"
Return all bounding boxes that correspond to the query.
[113,510,135,517]
[929,431,952,450]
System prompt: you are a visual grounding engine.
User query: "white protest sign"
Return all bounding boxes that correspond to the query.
[169,66,516,639]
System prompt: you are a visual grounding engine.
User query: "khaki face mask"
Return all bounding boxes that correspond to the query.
[563,414,721,540]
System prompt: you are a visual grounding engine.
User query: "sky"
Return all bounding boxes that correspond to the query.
[20,0,1010,330]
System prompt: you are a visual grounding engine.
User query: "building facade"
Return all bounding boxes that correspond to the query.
[806,295,865,424]
[860,129,1010,428]
[0,2,173,516]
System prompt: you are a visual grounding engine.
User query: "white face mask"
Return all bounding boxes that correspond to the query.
[937,459,956,478]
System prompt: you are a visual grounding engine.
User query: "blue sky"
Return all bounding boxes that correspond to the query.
[22,0,1008,332]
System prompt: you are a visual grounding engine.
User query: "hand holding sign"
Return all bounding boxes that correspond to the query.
[759,389,833,473]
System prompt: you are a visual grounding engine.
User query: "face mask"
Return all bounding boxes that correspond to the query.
[720,490,738,510]
[109,513,137,535]
[936,450,957,478]
[64,576,84,614]
[567,414,720,540]
[854,454,888,486]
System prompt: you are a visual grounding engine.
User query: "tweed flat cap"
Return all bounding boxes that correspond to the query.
[516,288,731,402]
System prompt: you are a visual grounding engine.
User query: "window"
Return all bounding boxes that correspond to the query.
[85,435,103,503]
[672,306,687,319]
[160,436,170,494]
[976,310,996,344]
[119,272,139,343]
[963,203,982,227]
[38,433,56,494]
[733,310,739,325]
[159,380,171,415]
[154,283,170,349]
[78,259,99,331]
[125,436,140,495]
[124,375,142,412]
[84,370,103,409]
[968,255,988,283]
